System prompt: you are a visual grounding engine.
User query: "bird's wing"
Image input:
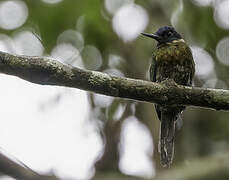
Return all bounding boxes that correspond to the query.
[149,54,157,82]
[150,54,161,120]
[187,46,196,86]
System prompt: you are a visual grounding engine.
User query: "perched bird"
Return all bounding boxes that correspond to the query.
[142,26,195,167]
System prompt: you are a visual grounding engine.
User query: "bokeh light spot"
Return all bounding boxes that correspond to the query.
[81,45,103,70]
[0,0,28,30]
[13,31,44,56]
[105,0,133,15]
[216,37,229,66]
[112,4,149,42]
[203,78,227,89]
[1,176,15,180]
[103,68,124,77]
[112,104,126,121]
[93,94,114,108]
[191,46,214,79]
[192,0,212,6]
[0,34,14,53]
[108,54,125,68]
[214,0,229,29]
[57,30,84,51]
[41,0,63,4]
[51,43,83,67]
[120,116,154,178]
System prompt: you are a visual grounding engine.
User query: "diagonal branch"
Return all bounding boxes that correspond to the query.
[0,51,228,110]
[0,151,60,180]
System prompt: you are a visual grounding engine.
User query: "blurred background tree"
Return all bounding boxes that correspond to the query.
[0,0,229,179]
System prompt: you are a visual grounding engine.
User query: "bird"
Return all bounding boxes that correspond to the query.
[141,26,195,167]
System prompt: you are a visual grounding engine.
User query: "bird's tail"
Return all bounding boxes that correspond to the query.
[159,111,176,167]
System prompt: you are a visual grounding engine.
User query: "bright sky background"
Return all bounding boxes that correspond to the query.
[0,73,154,179]
[0,74,101,179]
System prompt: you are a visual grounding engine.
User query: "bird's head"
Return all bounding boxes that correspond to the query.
[141,26,183,46]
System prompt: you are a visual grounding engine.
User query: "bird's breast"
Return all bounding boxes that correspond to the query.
[153,42,194,85]
[155,42,189,62]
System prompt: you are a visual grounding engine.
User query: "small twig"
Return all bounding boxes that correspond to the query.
[0,151,60,180]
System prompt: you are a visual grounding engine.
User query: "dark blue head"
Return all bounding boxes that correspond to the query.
[141,26,182,45]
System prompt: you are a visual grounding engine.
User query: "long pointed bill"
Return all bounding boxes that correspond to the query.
[141,32,161,41]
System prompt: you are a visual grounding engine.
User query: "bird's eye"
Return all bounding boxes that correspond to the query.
[168,31,172,36]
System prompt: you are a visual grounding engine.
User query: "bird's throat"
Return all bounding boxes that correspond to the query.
[169,39,185,44]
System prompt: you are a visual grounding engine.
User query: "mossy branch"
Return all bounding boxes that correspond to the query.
[0,51,228,110]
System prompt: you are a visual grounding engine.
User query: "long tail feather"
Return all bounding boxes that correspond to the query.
[159,111,176,167]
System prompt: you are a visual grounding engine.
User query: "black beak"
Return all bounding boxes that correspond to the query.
[141,32,161,41]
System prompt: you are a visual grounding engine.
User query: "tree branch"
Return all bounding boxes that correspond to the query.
[0,151,60,180]
[0,51,228,110]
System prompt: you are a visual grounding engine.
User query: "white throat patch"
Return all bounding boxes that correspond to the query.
[166,39,185,45]
[172,39,185,43]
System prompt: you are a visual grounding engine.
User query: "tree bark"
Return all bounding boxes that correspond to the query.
[0,51,228,110]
